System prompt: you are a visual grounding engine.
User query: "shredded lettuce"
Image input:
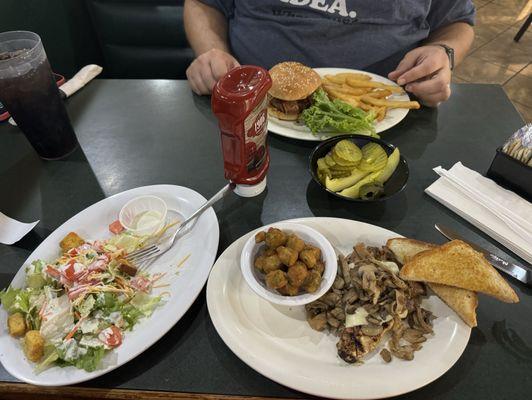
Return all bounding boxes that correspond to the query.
[35,344,60,374]
[301,88,377,136]
[107,232,146,253]
[130,292,162,317]
[120,304,144,330]
[0,286,31,314]
[92,291,161,330]
[94,292,120,313]
[73,347,106,372]
[0,286,46,329]
[77,295,96,318]
[56,345,106,372]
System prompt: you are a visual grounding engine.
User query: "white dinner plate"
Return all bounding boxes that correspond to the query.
[0,185,219,386]
[206,217,471,400]
[268,68,411,141]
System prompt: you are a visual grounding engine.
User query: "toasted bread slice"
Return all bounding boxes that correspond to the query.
[400,240,519,303]
[387,237,479,327]
[429,283,478,327]
[386,238,436,264]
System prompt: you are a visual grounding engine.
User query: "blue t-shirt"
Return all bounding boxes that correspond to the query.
[199,0,475,75]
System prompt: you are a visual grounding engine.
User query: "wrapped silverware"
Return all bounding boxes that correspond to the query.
[487,123,532,200]
[501,123,532,167]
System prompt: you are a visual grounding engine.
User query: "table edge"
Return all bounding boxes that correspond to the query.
[0,382,291,400]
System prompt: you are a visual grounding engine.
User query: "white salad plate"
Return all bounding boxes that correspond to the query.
[0,184,219,386]
[206,217,471,400]
[267,68,411,141]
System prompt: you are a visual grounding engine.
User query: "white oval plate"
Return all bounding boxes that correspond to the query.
[268,68,411,141]
[207,217,471,400]
[0,185,219,386]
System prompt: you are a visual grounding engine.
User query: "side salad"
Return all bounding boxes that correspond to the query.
[0,224,166,373]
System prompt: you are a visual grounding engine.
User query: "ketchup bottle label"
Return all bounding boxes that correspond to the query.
[244,96,268,173]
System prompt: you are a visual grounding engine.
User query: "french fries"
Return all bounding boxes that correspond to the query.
[324,73,372,84]
[376,106,387,121]
[345,78,404,94]
[324,87,360,107]
[360,95,421,110]
[366,89,392,99]
[323,83,367,96]
[320,71,421,121]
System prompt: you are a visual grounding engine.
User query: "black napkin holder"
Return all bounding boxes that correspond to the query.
[487,148,532,201]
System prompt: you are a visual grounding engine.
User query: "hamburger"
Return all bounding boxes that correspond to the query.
[268,62,322,121]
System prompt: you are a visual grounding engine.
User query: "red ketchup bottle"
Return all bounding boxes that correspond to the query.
[212,66,272,197]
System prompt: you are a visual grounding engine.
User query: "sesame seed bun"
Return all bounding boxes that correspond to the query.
[268,62,321,101]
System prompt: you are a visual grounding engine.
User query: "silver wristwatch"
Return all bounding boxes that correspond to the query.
[433,43,455,70]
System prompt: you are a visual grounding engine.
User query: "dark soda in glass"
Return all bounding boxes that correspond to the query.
[0,31,78,159]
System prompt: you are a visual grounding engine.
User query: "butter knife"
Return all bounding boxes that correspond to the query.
[435,224,531,286]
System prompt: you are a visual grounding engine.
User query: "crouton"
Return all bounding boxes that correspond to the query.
[8,312,26,337]
[24,330,44,362]
[59,232,85,252]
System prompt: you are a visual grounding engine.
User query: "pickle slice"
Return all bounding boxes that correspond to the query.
[316,158,331,184]
[339,171,381,199]
[376,147,400,184]
[359,183,384,200]
[332,140,362,164]
[325,168,370,192]
[330,170,352,179]
[331,163,356,172]
[359,143,388,172]
[331,152,358,167]
[317,158,329,173]
[324,154,337,167]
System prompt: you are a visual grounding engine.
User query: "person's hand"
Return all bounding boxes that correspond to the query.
[186,49,240,95]
[388,45,451,107]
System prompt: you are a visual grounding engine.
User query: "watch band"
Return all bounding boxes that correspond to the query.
[431,43,455,70]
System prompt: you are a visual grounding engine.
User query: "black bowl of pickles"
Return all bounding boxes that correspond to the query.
[309,135,409,201]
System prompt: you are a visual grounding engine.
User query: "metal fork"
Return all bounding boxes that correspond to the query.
[127,183,235,269]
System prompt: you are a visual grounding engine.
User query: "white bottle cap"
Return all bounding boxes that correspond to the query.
[234,178,267,197]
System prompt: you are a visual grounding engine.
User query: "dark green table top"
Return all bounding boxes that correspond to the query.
[0,80,530,399]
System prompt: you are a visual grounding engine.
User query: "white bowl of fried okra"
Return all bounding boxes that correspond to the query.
[240,222,337,306]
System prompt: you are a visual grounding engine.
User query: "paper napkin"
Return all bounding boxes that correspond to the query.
[425,162,532,264]
[0,212,39,245]
[59,64,103,98]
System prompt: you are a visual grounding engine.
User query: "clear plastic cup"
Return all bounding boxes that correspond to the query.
[119,196,168,237]
[0,31,78,159]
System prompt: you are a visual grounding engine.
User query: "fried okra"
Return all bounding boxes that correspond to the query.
[286,234,305,253]
[278,283,300,296]
[262,254,283,273]
[265,270,288,289]
[253,227,325,297]
[315,260,325,275]
[8,312,26,337]
[265,228,287,249]
[255,231,266,243]
[24,330,44,362]
[303,270,322,293]
[276,246,298,266]
[287,261,309,287]
[255,253,283,273]
[254,256,266,272]
[263,248,276,257]
[300,246,321,269]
